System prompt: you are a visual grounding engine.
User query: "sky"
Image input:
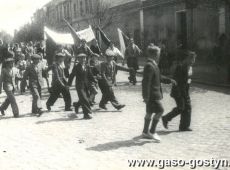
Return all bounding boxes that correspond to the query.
[0,0,51,36]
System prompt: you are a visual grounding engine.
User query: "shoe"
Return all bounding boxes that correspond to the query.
[116,104,126,110]
[37,109,43,117]
[84,114,92,119]
[162,116,168,129]
[151,133,161,142]
[65,108,73,111]
[179,128,193,132]
[133,80,137,85]
[99,104,107,110]
[14,115,19,118]
[74,106,79,114]
[142,132,153,139]
[0,107,5,116]
[46,103,51,111]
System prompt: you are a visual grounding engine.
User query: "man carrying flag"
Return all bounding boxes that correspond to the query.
[63,18,96,63]
[125,38,142,85]
[105,42,124,86]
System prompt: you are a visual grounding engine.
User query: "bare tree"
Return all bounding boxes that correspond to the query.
[91,0,116,29]
[0,30,13,44]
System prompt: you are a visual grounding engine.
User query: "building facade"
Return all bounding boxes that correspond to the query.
[38,0,229,55]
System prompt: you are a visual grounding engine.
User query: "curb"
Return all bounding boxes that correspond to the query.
[193,79,230,88]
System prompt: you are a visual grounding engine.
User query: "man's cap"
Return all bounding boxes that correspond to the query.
[15,48,22,52]
[105,49,115,57]
[20,53,25,58]
[55,52,65,58]
[81,38,87,43]
[31,54,41,60]
[92,53,100,58]
[5,58,14,62]
[147,44,161,52]
[77,53,87,58]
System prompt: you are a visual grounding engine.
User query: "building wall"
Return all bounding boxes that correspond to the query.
[143,0,220,55]
[103,1,141,47]
[192,6,219,52]
[42,0,222,56]
[143,1,185,50]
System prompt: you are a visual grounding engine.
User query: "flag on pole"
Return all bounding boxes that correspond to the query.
[76,25,95,42]
[44,26,74,45]
[44,25,96,45]
[117,28,130,56]
[63,18,81,45]
[97,27,111,47]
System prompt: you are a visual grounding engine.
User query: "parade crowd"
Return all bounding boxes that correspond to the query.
[0,33,196,142]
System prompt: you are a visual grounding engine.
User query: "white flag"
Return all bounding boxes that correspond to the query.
[117,28,126,56]
[77,25,95,42]
[44,26,74,45]
[44,25,96,45]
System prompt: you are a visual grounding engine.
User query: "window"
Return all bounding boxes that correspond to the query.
[89,0,93,13]
[85,0,89,13]
[80,1,84,16]
[74,4,77,18]
[59,5,62,21]
[56,6,59,21]
[219,7,226,34]
[67,3,70,18]
[64,5,67,18]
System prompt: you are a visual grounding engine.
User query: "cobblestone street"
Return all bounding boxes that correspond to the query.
[0,71,229,170]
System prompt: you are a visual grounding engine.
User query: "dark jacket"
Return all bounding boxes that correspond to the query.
[22,63,44,88]
[51,63,67,87]
[0,67,18,92]
[68,63,96,90]
[170,63,190,98]
[142,59,172,101]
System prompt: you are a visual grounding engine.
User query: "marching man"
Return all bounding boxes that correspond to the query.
[142,44,176,142]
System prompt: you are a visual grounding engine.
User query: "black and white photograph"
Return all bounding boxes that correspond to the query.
[0,0,230,169]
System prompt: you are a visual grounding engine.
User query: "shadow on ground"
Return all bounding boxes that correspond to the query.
[86,136,162,152]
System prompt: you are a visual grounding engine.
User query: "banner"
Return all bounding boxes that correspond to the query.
[44,25,96,45]
[76,26,95,42]
[44,27,74,45]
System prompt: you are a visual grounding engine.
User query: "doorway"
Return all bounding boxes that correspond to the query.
[176,11,188,48]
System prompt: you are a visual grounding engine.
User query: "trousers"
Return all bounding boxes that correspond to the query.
[164,94,191,129]
[1,89,19,117]
[46,84,71,110]
[30,85,42,113]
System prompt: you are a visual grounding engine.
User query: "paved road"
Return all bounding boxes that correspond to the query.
[0,71,229,170]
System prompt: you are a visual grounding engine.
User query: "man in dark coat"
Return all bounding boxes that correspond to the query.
[162,51,196,131]
[68,53,96,119]
[75,39,95,62]
[22,54,45,115]
[125,38,141,85]
[46,53,72,112]
[142,45,176,142]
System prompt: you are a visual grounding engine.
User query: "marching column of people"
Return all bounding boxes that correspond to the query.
[0,38,196,142]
